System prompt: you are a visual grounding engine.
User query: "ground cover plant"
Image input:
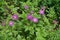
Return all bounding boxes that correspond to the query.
[0,0,60,40]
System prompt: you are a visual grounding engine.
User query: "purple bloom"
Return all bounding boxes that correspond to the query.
[32,18,38,23]
[24,5,28,10]
[39,6,45,15]
[9,21,14,26]
[12,14,18,20]
[39,10,44,15]
[27,14,33,20]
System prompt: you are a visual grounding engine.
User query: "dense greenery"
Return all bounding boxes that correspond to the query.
[0,0,60,40]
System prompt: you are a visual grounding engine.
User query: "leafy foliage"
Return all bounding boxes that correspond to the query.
[0,0,60,40]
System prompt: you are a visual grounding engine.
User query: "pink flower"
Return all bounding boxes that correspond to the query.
[39,10,44,15]
[27,14,33,20]
[24,5,28,10]
[9,21,14,26]
[32,18,38,23]
[12,14,18,20]
[39,6,45,15]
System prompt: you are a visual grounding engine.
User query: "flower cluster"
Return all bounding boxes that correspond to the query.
[27,14,38,23]
[26,6,46,23]
[1,5,58,27]
[9,14,18,26]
